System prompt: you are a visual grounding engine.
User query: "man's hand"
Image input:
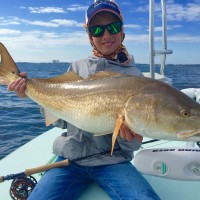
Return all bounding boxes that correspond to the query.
[8,72,27,98]
[119,124,143,142]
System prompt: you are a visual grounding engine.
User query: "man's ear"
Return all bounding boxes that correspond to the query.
[121,26,125,42]
[122,32,125,42]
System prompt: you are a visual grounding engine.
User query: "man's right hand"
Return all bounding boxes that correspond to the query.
[8,72,28,98]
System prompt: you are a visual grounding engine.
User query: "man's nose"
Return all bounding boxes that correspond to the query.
[102,28,112,38]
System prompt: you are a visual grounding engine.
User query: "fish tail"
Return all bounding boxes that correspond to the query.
[0,42,20,85]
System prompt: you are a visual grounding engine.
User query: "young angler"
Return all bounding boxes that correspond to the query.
[9,1,160,199]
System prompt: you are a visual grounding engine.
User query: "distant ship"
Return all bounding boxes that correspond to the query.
[52,60,59,63]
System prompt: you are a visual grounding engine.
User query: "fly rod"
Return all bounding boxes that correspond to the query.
[0,148,121,183]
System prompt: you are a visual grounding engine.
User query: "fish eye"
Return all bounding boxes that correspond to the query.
[181,110,190,118]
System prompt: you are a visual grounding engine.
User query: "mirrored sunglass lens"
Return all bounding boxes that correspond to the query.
[90,26,104,37]
[107,22,122,34]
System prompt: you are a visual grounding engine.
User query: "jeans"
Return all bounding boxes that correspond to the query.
[28,157,160,200]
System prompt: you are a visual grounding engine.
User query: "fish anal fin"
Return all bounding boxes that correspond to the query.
[44,109,59,126]
[34,71,84,83]
[111,115,125,155]
[88,71,122,80]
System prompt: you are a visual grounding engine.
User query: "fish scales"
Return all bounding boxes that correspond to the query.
[26,76,139,134]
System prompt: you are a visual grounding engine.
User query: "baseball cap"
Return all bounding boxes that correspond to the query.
[85,0,123,27]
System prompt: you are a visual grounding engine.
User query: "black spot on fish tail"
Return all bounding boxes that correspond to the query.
[12,68,20,75]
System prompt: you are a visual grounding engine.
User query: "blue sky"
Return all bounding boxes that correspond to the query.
[0,0,199,64]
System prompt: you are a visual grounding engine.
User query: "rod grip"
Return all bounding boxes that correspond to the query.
[25,159,70,176]
[0,176,4,183]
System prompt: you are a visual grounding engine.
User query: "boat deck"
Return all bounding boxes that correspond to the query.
[0,127,199,200]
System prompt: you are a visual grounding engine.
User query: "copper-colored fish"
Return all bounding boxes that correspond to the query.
[0,42,200,155]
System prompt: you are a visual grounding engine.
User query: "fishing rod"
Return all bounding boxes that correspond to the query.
[0,149,121,200]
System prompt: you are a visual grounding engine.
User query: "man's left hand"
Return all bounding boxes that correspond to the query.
[119,124,143,142]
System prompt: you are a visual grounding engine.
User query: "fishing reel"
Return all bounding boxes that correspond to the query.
[9,176,37,200]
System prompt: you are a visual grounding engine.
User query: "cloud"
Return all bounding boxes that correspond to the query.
[66,4,87,12]
[0,28,21,35]
[21,5,87,14]
[22,19,60,27]
[166,1,200,21]
[0,16,82,28]
[23,19,82,28]
[125,34,149,43]
[136,3,161,13]
[51,19,83,27]
[1,29,91,62]
[28,7,66,14]
[124,24,141,29]
[153,25,181,32]
[124,32,200,44]
[120,2,134,6]
[19,6,26,9]
[1,28,199,63]
[169,34,200,42]
[0,17,21,26]
[135,1,200,22]
[1,29,89,47]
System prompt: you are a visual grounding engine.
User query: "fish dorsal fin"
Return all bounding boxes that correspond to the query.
[88,71,122,80]
[43,109,59,126]
[34,71,84,83]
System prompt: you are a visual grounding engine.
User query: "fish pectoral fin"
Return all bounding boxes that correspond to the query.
[44,109,59,126]
[88,71,122,80]
[111,115,125,155]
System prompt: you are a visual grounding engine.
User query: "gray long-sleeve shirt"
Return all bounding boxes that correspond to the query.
[53,56,143,166]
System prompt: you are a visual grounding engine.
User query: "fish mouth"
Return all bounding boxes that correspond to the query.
[177,129,200,140]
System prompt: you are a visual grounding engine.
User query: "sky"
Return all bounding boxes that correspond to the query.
[0,0,200,64]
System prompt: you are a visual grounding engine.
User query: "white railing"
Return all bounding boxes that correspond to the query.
[149,0,173,78]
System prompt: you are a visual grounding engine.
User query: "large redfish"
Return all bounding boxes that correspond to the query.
[0,42,200,154]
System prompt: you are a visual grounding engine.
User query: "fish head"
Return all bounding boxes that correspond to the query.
[124,81,200,141]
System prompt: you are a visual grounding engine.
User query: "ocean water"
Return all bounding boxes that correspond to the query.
[0,63,200,160]
[0,62,69,160]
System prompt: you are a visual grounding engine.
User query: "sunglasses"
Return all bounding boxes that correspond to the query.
[89,21,123,37]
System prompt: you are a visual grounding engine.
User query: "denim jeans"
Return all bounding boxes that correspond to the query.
[28,157,160,200]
